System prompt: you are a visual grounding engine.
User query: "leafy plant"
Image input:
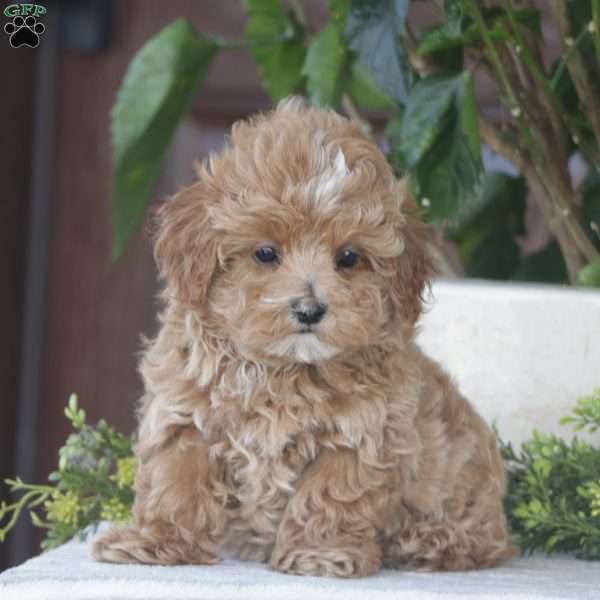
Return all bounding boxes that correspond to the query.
[109,0,600,286]
[0,395,135,549]
[2,390,600,560]
[502,388,600,559]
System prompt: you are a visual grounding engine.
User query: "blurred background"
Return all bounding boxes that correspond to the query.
[0,0,302,570]
[1,0,597,571]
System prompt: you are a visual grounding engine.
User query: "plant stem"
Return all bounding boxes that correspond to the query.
[503,2,600,265]
[467,0,599,281]
[505,1,569,155]
[549,2,600,147]
[464,0,520,113]
[551,28,591,89]
[592,0,600,63]
[0,486,52,541]
[505,2,553,96]
[341,94,372,136]
[289,0,308,29]
[465,0,542,165]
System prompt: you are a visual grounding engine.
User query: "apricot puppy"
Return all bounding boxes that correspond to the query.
[93,98,517,577]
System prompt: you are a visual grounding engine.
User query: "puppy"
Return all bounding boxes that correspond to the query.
[93,98,517,577]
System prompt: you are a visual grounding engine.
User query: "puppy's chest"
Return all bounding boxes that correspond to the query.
[206,364,390,505]
[205,388,317,513]
[211,371,329,461]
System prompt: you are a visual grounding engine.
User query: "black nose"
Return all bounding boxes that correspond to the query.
[291,300,328,325]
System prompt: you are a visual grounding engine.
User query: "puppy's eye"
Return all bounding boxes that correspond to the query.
[255,246,279,265]
[336,249,360,269]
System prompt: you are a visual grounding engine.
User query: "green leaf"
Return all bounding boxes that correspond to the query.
[67,393,78,416]
[417,22,474,57]
[444,0,464,21]
[303,23,348,107]
[111,19,219,260]
[451,173,526,280]
[581,170,600,251]
[398,74,458,167]
[459,218,522,280]
[328,0,351,26]
[545,534,561,552]
[459,71,480,158]
[566,0,600,82]
[385,111,406,174]
[485,6,541,37]
[413,132,482,222]
[577,257,600,287]
[30,511,48,529]
[345,0,413,104]
[529,498,543,514]
[513,504,531,519]
[243,0,306,101]
[511,241,568,284]
[418,7,541,57]
[399,72,480,169]
[347,59,396,109]
[401,72,482,221]
[449,170,520,234]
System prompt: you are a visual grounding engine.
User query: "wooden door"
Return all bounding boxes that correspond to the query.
[2,0,286,568]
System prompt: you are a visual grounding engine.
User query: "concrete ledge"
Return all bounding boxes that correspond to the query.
[418,280,600,446]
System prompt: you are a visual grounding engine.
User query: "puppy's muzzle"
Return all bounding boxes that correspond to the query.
[291,299,328,326]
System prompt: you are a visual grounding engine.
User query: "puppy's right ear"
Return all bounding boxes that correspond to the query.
[389,180,435,325]
[153,181,218,308]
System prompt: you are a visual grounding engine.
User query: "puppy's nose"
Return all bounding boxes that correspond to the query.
[291,299,328,325]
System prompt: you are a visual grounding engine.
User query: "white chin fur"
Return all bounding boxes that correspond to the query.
[267,333,339,364]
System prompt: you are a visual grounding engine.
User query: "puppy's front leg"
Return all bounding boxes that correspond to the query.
[271,446,384,578]
[93,425,223,565]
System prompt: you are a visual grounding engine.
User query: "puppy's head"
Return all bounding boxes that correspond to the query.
[155,98,432,365]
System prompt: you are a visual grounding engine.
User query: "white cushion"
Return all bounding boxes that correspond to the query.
[1,536,600,600]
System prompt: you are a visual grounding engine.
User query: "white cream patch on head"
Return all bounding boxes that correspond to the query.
[333,149,349,176]
[276,95,308,114]
[267,334,339,364]
[308,149,350,210]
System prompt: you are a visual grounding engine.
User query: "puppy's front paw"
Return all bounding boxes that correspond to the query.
[92,526,219,566]
[271,545,380,578]
[93,526,155,564]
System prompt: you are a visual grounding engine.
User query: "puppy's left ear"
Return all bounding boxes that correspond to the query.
[153,181,219,310]
[390,180,435,324]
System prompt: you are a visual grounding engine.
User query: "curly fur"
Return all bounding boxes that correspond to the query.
[93,98,518,577]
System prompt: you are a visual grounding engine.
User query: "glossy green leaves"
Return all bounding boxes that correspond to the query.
[303,23,347,107]
[243,0,306,101]
[345,0,412,104]
[111,20,218,259]
[398,72,482,221]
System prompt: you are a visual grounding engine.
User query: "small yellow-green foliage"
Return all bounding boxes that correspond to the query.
[502,388,600,559]
[45,490,82,529]
[579,480,600,518]
[112,457,136,490]
[100,497,132,523]
[0,394,135,549]
[560,388,600,432]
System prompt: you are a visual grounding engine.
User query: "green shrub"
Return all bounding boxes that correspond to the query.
[2,389,599,558]
[110,1,600,285]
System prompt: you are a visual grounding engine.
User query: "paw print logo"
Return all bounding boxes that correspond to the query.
[4,15,45,48]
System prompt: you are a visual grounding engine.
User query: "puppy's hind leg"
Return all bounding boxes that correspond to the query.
[93,426,223,565]
[383,494,518,571]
